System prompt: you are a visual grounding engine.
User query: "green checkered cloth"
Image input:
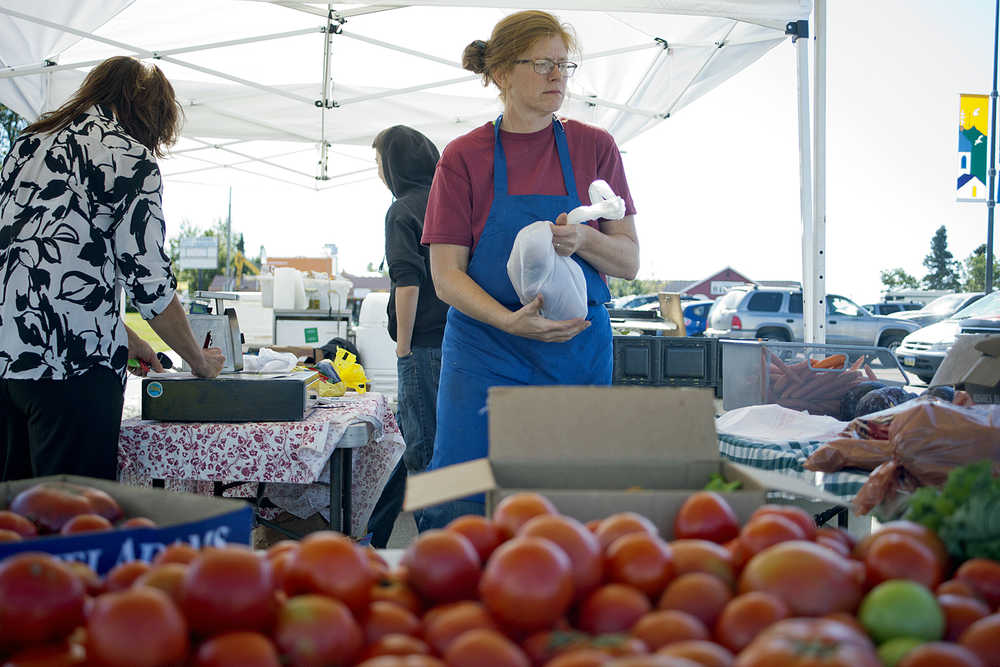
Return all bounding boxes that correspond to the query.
[718,433,869,501]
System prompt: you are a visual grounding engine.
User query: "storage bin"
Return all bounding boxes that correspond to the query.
[612,336,718,389]
[355,292,397,402]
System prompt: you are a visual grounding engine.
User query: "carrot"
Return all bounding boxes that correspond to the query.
[813,354,846,370]
[863,364,877,381]
[849,355,865,371]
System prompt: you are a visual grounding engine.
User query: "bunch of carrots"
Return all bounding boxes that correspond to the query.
[764,351,877,416]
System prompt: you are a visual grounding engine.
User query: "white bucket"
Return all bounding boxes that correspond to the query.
[273,267,306,310]
[355,292,397,400]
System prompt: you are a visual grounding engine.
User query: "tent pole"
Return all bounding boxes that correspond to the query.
[987,0,999,293]
[788,19,820,344]
[812,0,827,340]
[318,4,338,181]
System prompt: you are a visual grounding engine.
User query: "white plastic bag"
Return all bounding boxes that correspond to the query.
[506,180,625,320]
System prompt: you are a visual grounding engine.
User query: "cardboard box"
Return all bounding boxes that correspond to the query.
[930,334,1000,403]
[0,476,253,575]
[405,386,845,536]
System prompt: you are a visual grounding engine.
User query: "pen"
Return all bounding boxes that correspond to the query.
[203,331,212,349]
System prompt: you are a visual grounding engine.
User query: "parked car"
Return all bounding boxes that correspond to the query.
[610,293,660,310]
[703,285,920,350]
[894,291,1000,383]
[682,300,714,336]
[862,301,924,316]
[887,291,985,328]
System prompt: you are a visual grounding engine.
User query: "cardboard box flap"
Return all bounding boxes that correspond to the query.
[491,460,723,491]
[974,335,1000,357]
[930,334,994,387]
[964,355,1000,388]
[404,459,496,512]
[723,462,849,506]
[487,386,718,464]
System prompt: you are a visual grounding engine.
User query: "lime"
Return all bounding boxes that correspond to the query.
[858,580,944,644]
[876,637,925,667]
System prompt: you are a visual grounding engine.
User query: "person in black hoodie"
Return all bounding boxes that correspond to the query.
[365,125,449,543]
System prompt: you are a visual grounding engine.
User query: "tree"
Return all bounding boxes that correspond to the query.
[921,225,961,290]
[961,243,1000,291]
[880,267,920,290]
[608,278,666,298]
[0,103,28,159]
[165,218,253,293]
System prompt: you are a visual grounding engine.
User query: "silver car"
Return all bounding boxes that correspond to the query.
[887,292,985,328]
[704,285,920,350]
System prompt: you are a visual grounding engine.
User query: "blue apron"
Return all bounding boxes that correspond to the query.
[428,115,613,482]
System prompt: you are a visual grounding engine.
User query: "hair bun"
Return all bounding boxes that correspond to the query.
[462,39,489,74]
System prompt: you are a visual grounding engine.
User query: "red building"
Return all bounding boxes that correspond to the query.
[660,267,800,300]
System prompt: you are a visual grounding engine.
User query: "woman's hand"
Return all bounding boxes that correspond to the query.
[504,295,590,342]
[126,334,165,376]
[550,212,591,256]
[190,348,226,378]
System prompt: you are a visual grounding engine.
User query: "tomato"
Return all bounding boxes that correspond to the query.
[284,531,375,614]
[444,628,531,667]
[134,563,188,604]
[521,629,590,665]
[401,530,481,605]
[119,516,157,529]
[193,631,281,667]
[672,492,739,544]
[605,532,674,599]
[59,513,112,535]
[667,540,735,587]
[713,591,788,653]
[180,546,276,636]
[103,560,151,592]
[956,559,1000,609]
[0,553,84,649]
[356,657,446,667]
[897,641,987,667]
[723,539,750,572]
[0,529,21,542]
[938,579,986,601]
[938,593,991,642]
[363,601,421,644]
[0,510,38,537]
[655,640,733,667]
[815,526,856,551]
[87,587,189,667]
[595,513,659,553]
[543,649,613,667]
[492,493,558,539]
[447,515,505,563]
[736,618,880,667]
[738,541,865,616]
[814,535,851,559]
[422,601,498,656]
[153,542,200,566]
[631,610,709,651]
[479,536,573,632]
[738,515,806,557]
[63,561,102,597]
[749,505,817,541]
[268,551,294,593]
[371,576,423,615]
[9,484,93,533]
[0,640,86,666]
[603,657,697,667]
[853,521,948,567]
[822,612,868,637]
[958,613,1000,667]
[274,594,363,666]
[364,548,391,579]
[520,514,603,602]
[864,532,942,590]
[265,540,299,560]
[361,634,432,660]
[76,487,122,522]
[577,584,652,635]
[657,572,731,628]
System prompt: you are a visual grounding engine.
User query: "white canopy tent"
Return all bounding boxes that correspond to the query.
[0,0,828,341]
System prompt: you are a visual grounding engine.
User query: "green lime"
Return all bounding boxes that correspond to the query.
[876,637,925,667]
[859,580,944,644]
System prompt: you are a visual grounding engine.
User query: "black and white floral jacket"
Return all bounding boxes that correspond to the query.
[0,104,176,383]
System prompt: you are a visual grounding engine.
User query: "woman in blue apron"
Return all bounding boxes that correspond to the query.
[418,11,640,529]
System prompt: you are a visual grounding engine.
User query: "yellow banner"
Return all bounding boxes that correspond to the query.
[958,94,989,202]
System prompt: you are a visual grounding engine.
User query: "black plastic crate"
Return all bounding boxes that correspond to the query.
[612,336,719,388]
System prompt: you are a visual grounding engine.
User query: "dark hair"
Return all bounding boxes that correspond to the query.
[24,56,182,158]
[462,10,578,96]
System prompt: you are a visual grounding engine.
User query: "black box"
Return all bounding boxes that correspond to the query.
[141,371,316,422]
[612,336,719,389]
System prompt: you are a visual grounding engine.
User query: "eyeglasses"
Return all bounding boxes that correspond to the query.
[512,58,578,78]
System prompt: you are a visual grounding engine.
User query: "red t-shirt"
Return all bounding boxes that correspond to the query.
[421,118,636,251]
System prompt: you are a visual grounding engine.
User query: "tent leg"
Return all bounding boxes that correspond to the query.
[812,1,828,342]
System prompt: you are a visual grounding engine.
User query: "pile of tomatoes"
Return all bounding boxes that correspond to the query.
[0,491,999,667]
[0,482,156,541]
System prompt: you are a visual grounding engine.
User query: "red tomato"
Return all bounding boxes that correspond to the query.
[668,540,735,587]
[134,563,188,604]
[422,600,498,656]
[479,536,573,632]
[957,559,1000,609]
[520,514,604,602]
[736,618,880,667]
[738,541,865,617]
[193,631,281,667]
[0,529,21,542]
[543,649,614,667]
[274,594,363,666]
[180,547,276,636]
[283,531,375,614]
[0,554,85,648]
[738,515,806,557]
[447,515,505,563]
[364,548,391,579]
[77,487,122,522]
[153,542,199,566]
[363,601,421,644]
[898,641,988,667]
[103,560,150,592]
[814,535,851,559]
[939,594,992,642]
[521,629,590,665]
[939,579,986,601]
[630,610,709,651]
[749,505,816,541]
[59,513,112,535]
[0,640,86,666]
[854,521,948,567]
[576,584,652,635]
[492,493,558,539]
[605,532,675,599]
[864,532,943,590]
[443,628,531,667]
[815,526,856,551]
[119,516,157,529]
[268,551,294,593]
[86,587,189,667]
[713,591,789,653]
[9,483,93,533]
[361,634,432,660]
[656,640,733,667]
[723,538,751,572]
[821,612,868,637]
[265,540,298,560]
[958,613,1000,667]
[595,513,659,553]
[400,529,481,605]
[356,657,446,667]
[657,572,732,629]
[672,492,739,544]
[0,510,38,537]
[370,576,423,615]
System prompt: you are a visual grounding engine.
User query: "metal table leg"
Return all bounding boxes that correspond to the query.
[329,448,345,533]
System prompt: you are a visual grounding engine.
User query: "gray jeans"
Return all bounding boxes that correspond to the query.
[396,345,442,473]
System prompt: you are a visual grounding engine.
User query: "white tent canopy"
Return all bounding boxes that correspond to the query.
[0,0,827,341]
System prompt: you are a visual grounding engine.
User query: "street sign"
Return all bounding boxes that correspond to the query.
[178,236,218,270]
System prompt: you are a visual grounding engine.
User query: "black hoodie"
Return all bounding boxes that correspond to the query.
[379,126,449,347]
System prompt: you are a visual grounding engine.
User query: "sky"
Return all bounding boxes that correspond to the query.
[158,0,998,305]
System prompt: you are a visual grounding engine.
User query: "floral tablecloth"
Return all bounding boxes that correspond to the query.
[118,392,405,537]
